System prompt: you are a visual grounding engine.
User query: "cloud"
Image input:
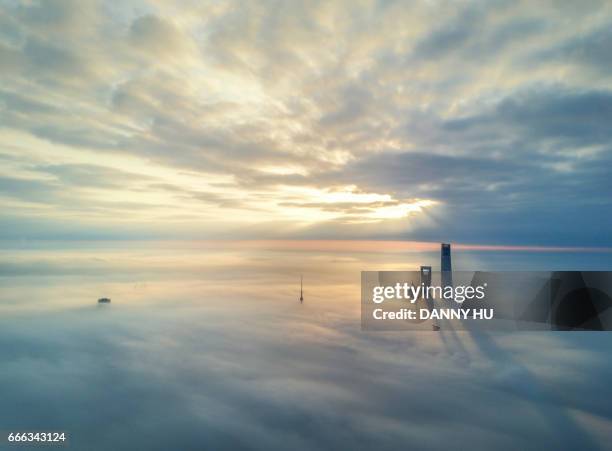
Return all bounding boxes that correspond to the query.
[38,163,156,189]
[1,268,612,450]
[129,14,194,60]
[527,20,612,76]
[0,0,611,244]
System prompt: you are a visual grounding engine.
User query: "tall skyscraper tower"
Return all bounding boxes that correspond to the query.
[421,265,439,330]
[441,243,453,289]
[420,266,432,288]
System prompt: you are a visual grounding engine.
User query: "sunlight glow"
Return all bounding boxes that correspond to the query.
[366,200,437,219]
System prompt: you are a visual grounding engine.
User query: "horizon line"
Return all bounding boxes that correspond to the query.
[2,239,610,253]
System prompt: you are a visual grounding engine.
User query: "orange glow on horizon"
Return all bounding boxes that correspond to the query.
[146,240,612,254]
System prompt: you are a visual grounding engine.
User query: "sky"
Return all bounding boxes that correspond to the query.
[1,4,612,446]
[0,0,611,246]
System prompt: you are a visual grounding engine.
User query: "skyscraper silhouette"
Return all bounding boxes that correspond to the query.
[441,243,453,290]
[421,265,439,330]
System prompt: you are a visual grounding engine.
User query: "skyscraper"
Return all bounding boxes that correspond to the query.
[420,265,432,288]
[421,265,439,330]
[441,243,453,290]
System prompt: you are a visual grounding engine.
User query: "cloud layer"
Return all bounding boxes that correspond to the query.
[0,0,611,244]
[2,246,612,450]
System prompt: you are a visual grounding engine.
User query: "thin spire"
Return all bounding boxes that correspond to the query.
[300,275,304,303]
